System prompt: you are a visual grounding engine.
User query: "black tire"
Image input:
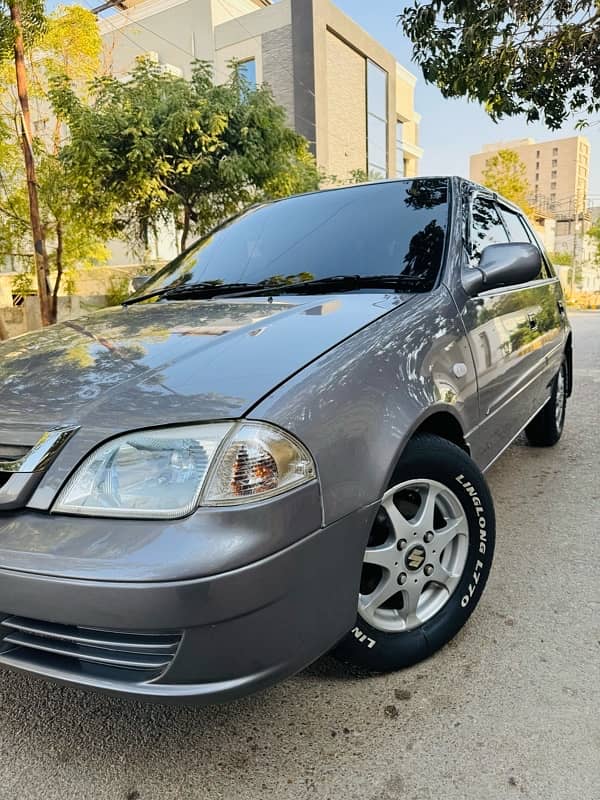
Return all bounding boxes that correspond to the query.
[333,433,495,672]
[525,359,567,447]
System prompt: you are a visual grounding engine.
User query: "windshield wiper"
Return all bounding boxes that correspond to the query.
[122,281,262,307]
[225,274,431,297]
[123,274,430,307]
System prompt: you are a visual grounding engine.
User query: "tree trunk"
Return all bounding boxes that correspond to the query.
[0,314,9,341]
[51,220,64,322]
[10,1,53,326]
[180,207,191,252]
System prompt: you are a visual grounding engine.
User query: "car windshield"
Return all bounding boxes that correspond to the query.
[136,178,450,298]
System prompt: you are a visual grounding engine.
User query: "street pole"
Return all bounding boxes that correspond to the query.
[571,198,578,294]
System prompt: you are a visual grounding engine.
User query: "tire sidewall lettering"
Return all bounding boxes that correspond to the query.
[455,473,489,608]
[351,625,376,649]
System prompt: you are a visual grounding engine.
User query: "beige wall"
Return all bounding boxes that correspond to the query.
[311,0,422,181]
[213,0,294,124]
[324,31,366,180]
[101,0,213,79]
[100,0,274,79]
[470,136,590,215]
[214,0,291,48]
[99,0,422,183]
[211,0,267,26]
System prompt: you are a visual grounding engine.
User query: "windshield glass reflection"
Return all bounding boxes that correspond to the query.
[135,178,450,297]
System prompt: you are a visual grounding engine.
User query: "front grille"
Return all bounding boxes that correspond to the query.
[0,616,182,682]
[0,445,30,492]
[0,425,78,510]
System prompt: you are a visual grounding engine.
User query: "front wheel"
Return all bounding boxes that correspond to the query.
[333,434,495,672]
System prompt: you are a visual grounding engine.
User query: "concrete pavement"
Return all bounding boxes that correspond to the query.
[0,312,598,800]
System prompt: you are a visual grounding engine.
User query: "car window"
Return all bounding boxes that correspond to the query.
[469,197,509,265]
[499,206,552,280]
[137,178,450,296]
[499,207,532,243]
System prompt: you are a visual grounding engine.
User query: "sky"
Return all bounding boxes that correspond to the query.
[45,0,600,203]
[336,0,599,204]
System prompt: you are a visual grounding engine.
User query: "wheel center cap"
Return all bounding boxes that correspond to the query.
[405,544,426,571]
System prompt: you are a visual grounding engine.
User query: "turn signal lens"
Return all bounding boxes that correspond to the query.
[202,423,316,505]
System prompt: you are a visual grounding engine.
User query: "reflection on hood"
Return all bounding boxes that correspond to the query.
[0,293,411,433]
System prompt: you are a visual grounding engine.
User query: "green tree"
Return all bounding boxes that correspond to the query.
[481,149,534,216]
[399,1,600,129]
[0,0,52,324]
[51,59,320,253]
[588,220,600,266]
[0,3,105,322]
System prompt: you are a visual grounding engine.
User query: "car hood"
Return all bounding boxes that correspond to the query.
[0,294,409,439]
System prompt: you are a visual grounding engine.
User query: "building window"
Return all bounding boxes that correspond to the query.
[551,170,557,178]
[238,58,257,88]
[366,60,388,178]
[551,181,557,189]
[552,147,558,155]
[535,173,539,181]
[550,193,556,203]
[536,150,540,157]
[552,159,558,167]
[536,161,540,170]
[395,121,404,177]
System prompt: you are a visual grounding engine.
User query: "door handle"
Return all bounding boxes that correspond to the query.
[527,313,538,330]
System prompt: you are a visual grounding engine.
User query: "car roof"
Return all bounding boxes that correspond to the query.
[263,176,526,216]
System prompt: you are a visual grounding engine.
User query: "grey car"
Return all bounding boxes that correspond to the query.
[0,177,571,704]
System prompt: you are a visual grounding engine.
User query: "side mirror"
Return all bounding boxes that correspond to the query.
[462,242,541,296]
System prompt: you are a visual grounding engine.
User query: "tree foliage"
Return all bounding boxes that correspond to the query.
[0,0,45,60]
[549,250,574,266]
[400,1,600,129]
[51,59,321,253]
[0,3,105,321]
[588,220,600,266]
[481,149,534,215]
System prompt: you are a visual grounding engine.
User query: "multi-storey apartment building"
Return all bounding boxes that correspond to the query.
[470,136,590,216]
[96,0,423,182]
[470,135,594,271]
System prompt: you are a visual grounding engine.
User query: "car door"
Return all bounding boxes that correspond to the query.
[461,194,548,469]
[497,203,566,389]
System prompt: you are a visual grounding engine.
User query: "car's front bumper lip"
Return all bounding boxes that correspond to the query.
[0,648,294,704]
[0,505,376,704]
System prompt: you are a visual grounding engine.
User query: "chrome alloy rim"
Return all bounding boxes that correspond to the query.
[358,479,469,633]
[555,366,566,429]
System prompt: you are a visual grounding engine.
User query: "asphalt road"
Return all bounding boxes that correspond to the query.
[0,312,598,800]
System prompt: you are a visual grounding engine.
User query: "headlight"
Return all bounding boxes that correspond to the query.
[53,422,316,519]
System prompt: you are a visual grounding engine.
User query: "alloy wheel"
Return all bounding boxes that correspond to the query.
[358,479,469,633]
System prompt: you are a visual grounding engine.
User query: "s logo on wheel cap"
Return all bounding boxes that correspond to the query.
[406,544,426,571]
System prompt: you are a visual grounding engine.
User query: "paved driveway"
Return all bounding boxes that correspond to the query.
[0,312,598,800]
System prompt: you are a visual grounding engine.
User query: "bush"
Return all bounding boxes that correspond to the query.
[565,289,600,310]
[11,272,35,297]
[105,276,131,307]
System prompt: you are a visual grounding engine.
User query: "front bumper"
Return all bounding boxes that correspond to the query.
[0,506,375,704]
